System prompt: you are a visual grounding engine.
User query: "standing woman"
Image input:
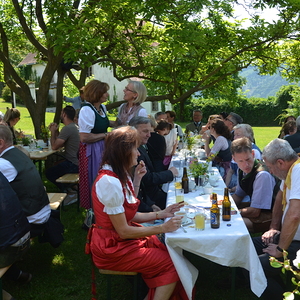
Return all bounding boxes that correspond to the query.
[78,80,110,209]
[3,107,21,145]
[203,119,232,179]
[116,80,148,125]
[87,126,190,300]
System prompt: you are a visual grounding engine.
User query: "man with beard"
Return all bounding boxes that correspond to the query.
[46,106,80,193]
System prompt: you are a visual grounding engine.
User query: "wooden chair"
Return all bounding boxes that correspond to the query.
[98,269,139,300]
[0,265,11,300]
[56,173,79,211]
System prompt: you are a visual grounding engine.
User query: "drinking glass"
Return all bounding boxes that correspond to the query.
[175,188,184,203]
[195,208,206,231]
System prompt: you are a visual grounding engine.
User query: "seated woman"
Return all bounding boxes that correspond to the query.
[278,115,296,138]
[86,126,190,300]
[203,119,232,179]
[3,107,21,145]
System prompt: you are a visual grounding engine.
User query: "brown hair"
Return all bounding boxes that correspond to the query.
[101,126,138,185]
[210,119,232,140]
[155,120,172,132]
[3,107,20,124]
[231,137,252,155]
[83,80,109,104]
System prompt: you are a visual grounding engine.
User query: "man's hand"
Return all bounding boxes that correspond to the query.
[262,229,280,245]
[262,243,283,258]
[169,166,178,177]
[48,122,58,133]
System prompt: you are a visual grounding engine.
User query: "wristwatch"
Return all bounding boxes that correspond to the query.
[276,246,284,253]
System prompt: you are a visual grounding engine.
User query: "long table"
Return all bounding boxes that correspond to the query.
[29,148,60,175]
[165,167,267,300]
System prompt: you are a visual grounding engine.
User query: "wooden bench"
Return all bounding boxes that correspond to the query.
[48,193,67,210]
[98,269,139,300]
[56,173,79,211]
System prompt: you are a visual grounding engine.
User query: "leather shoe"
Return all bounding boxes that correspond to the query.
[17,271,32,284]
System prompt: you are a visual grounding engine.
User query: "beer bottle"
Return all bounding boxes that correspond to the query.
[181,167,189,194]
[222,187,231,221]
[210,193,220,229]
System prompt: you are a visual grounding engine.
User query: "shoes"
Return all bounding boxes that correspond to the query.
[17,271,32,284]
[2,289,17,300]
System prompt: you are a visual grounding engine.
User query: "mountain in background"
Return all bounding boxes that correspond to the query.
[240,66,299,98]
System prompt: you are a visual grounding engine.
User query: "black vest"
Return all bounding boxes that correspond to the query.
[81,102,110,134]
[217,139,232,162]
[238,159,276,211]
[2,147,49,216]
[0,171,30,250]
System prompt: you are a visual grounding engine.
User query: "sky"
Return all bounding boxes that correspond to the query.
[232,1,280,26]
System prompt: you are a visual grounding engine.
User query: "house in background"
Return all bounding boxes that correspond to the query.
[17,53,169,116]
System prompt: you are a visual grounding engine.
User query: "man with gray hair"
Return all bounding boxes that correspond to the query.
[185,109,203,134]
[284,115,300,153]
[0,125,51,236]
[129,116,178,210]
[224,112,243,141]
[252,138,300,300]
[154,111,167,122]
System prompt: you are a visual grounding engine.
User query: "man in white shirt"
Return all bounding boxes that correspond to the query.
[252,138,300,300]
[0,125,51,237]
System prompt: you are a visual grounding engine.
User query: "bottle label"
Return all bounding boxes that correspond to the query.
[211,212,218,224]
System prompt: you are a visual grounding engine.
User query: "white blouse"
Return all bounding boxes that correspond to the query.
[78,104,107,133]
[94,165,137,215]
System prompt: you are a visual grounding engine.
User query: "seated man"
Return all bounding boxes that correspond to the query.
[185,109,203,134]
[0,171,31,289]
[231,137,276,233]
[252,138,300,300]
[46,106,80,193]
[0,125,51,238]
[129,117,178,211]
[223,112,243,141]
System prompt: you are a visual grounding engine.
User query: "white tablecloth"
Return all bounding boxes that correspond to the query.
[165,167,267,300]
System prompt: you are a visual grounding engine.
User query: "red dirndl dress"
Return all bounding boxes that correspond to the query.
[86,169,190,300]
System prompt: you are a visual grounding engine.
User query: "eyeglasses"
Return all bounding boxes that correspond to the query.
[225,117,235,125]
[124,86,136,93]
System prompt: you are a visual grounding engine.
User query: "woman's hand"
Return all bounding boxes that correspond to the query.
[134,160,146,180]
[162,216,183,232]
[161,202,184,218]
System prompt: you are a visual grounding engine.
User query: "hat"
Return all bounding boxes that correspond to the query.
[229,112,243,125]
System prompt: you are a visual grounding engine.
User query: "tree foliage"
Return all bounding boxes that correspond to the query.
[1,0,300,135]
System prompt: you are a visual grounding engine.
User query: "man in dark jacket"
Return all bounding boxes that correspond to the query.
[0,171,31,289]
[129,117,178,210]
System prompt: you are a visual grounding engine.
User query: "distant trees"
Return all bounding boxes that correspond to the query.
[1,0,300,136]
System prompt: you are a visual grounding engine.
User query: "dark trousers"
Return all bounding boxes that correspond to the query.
[2,238,31,281]
[252,236,300,300]
[45,160,78,191]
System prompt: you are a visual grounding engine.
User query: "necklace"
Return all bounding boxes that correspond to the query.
[94,105,104,116]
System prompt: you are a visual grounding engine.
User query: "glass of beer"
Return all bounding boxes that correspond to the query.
[195,208,206,231]
[175,187,184,203]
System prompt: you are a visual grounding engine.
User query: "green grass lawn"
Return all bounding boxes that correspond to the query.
[1,100,283,299]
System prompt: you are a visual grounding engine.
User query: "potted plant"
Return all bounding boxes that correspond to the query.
[22,136,30,146]
[189,159,209,186]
